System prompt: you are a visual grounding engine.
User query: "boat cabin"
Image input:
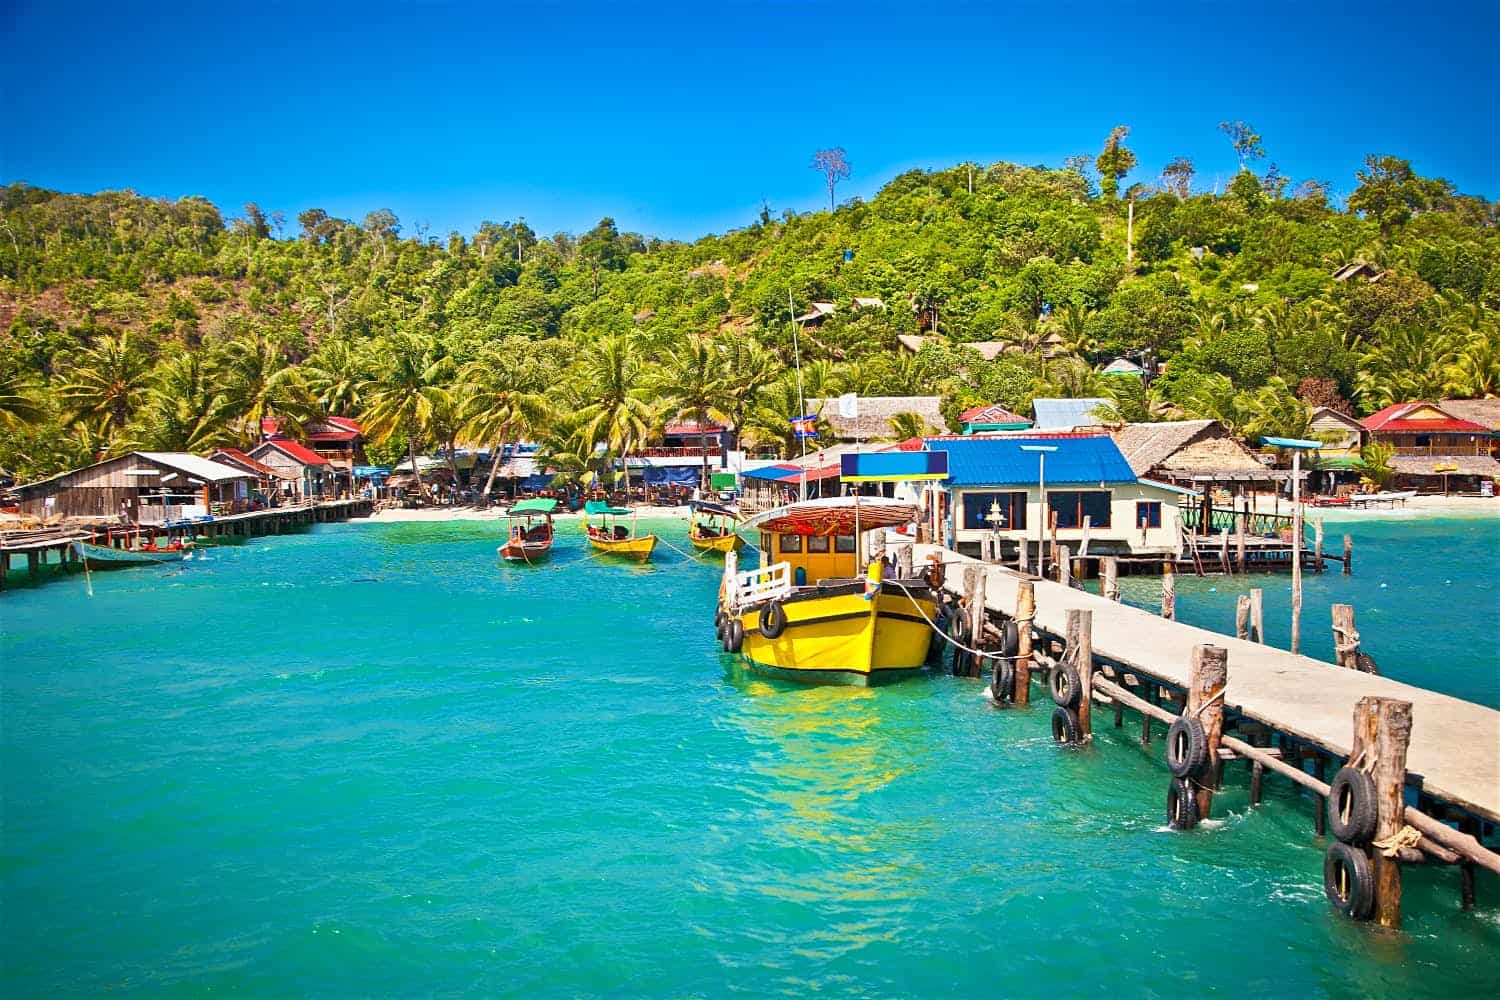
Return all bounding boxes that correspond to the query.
[749,498,917,586]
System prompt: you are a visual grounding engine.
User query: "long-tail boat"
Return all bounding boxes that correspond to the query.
[498,498,557,562]
[688,500,743,554]
[583,500,657,561]
[71,535,194,566]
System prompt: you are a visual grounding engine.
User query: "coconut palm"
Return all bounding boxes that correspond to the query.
[56,331,152,437]
[1180,373,1253,435]
[1358,441,1396,490]
[1242,377,1314,441]
[303,338,371,417]
[745,374,830,460]
[1357,327,1454,409]
[220,332,319,444]
[132,350,235,452]
[886,411,937,441]
[576,335,656,488]
[361,334,454,501]
[655,337,730,491]
[716,335,778,452]
[0,365,45,430]
[460,341,554,498]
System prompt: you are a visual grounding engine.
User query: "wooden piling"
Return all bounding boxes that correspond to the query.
[1188,645,1229,818]
[1057,545,1071,588]
[1249,588,1264,644]
[1235,595,1251,640]
[894,542,913,579]
[1013,580,1034,707]
[1048,510,1058,577]
[1343,533,1352,576]
[1161,561,1175,620]
[1291,513,1303,654]
[964,565,985,679]
[27,551,39,577]
[1101,556,1120,602]
[1251,761,1265,806]
[1351,696,1414,928]
[1332,605,1360,670]
[1314,519,1325,573]
[868,530,886,566]
[1066,608,1093,739]
[1017,537,1029,574]
[1236,508,1247,574]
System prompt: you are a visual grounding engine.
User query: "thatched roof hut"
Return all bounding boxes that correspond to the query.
[1109,420,1266,480]
[806,396,948,441]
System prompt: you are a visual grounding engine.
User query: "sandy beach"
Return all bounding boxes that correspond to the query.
[366,504,698,524]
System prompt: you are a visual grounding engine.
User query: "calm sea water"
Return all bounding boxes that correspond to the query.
[2,515,1496,996]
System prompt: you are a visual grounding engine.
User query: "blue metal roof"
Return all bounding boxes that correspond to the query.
[1031,397,1111,429]
[923,436,1137,486]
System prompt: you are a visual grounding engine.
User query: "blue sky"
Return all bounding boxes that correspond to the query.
[3,1,1496,241]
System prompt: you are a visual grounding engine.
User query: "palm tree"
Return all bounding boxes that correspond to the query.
[361,334,454,501]
[886,411,937,440]
[303,339,371,417]
[1358,441,1396,490]
[1180,373,1253,435]
[1357,327,1454,409]
[460,342,554,498]
[745,374,829,460]
[655,338,729,491]
[220,332,319,445]
[1056,304,1097,361]
[1243,377,1314,441]
[56,331,152,438]
[0,366,45,431]
[576,335,656,492]
[132,350,235,452]
[716,335,778,453]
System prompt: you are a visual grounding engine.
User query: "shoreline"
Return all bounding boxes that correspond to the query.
[366,504,697,524]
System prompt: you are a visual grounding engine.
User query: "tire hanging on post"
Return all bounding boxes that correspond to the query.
[1166,776,1200,830]
[1166,717,1209,778]
[1324,841,1376,920]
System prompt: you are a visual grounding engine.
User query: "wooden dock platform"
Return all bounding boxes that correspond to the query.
[918,544,1499,824]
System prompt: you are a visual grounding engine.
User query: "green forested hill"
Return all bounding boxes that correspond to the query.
[1,148,1496,481]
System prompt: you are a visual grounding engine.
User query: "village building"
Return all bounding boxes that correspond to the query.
[10,452,255,522]
[806,395,948,442]
[1438,398,1500,450]
[792,301,838,326]
[1361,401,1500,494]
[261,417,367,494]
[924,434,1192,559]
[629,421,731,490]
[1331,260,1385,283]
[248,438,332,500]
[959,403,1032,434]
[208,447,290,501]
[895,335,1009,361]
[1100,357,1144,377]
[1309,407,1367,451]
[1108,419,1269,486]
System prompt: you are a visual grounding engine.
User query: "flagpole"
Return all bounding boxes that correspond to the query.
[789,288,807,501]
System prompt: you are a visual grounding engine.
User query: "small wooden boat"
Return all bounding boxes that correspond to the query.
[498,498,556,562]
[688,500,743,554]
[583,500,657,562]
[71,538,192,566]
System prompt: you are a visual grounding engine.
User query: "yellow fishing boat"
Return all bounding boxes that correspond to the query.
[688,500,744,554]
[583,500,658,562]
[714,497,941,686]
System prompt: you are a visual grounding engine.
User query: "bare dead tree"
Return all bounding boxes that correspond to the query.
[811,147,851,212]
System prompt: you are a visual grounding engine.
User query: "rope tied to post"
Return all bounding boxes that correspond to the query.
[886,579,1017,663]
[1189,686,1226,719]
[1333,623,1361,655]
[1372,824,1423,857]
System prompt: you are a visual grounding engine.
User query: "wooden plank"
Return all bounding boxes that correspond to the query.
[935,545,1500,826]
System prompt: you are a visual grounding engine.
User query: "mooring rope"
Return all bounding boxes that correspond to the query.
[884,579,1018,663]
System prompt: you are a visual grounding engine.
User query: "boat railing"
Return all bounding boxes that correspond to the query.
[729,560,792,608]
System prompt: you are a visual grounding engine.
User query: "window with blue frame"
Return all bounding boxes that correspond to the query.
[1047,490,1112,529]
[1135,500,1162,529]
[962,491,1027,530]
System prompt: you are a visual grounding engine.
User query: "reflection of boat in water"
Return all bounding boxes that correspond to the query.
[72,537,193,566]
[716,497,938,686]
[688,500,743,554]
[498,498,556,562]
[583,500,657,561]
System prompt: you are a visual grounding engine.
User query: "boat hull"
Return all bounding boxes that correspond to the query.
[588,534,658,561]
[71,540,186,565]
[732,584,938,687]
[690,531,743,554]
[499,540,552,562]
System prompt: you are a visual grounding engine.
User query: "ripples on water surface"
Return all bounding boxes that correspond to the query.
[1,517,1496,996]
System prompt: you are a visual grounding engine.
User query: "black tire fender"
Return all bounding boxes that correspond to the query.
[1166,716,1209,778]
[723,619,744,654]
[1328,766,1379,845]
[1049,663,1082,708]
[759,600,787,640]
[1166,776,1200,830]
[992,660,1016,702]
[1000,620,1019,659]
[1324,841,1375,920]
[1050,706,1082,745]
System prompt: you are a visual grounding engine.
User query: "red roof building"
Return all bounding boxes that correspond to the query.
[1360,402,1487,435]
[208,447,284,480]
[248,438,334,499]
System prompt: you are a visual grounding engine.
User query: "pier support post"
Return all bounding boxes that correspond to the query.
[1048,511,1058,578]
[1101,556,1119,602]
[1057,545,1071,587]
[1249,588,1264,644]
[1314,519,1325,573]
[963,565,985,679]
[1236,509,1246,574]
[27,551,40,577]
[1332,605,1360,670]
[1351,696,1414,928]
[1188,645,1229,819]
[1013,580,1034,707]
[1161,562,1175,620]
[1066,608,1093,740]
[1016,537,1028,574]
[1235,595,1251,640]
[894,542,913,579]
[868,531,886,567]
[1343,534,1352,576]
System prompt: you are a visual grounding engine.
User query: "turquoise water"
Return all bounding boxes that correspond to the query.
[2,517,1496,996]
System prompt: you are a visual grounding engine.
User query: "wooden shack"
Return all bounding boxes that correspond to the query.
[10,452,255,522]
[247,438,332,500]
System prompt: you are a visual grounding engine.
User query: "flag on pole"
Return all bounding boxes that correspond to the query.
[790,414,818,439]
[837,392,858,419]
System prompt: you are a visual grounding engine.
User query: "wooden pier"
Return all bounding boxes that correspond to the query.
[0,498,373,591]
[913,542,1498,926]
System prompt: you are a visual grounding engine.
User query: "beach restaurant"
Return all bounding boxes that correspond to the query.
[9,452,255,522]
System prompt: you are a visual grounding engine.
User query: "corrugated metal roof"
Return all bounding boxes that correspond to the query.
[1031,397,1111,429]
[923,436,1136,486]
[137,452,256,483]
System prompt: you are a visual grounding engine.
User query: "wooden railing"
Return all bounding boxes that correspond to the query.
[1180,505,1306,539]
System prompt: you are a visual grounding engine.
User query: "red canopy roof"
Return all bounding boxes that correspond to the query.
[209,447,280,478]
[960,403,1030,424]
[260,416,364,442]
[255,438,330,466]
[663,422,725,436]
[1361,402,1486,434]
